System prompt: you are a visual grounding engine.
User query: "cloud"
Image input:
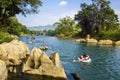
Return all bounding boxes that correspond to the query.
[59,0,67,6]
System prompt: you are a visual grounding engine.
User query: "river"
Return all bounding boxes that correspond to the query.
[19,36,120,80]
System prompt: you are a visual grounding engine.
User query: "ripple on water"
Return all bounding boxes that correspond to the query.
[19,36,120,80]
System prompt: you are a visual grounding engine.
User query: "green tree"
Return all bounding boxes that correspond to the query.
[47,30,56,36]
[75,3,94,36]
[54,16,80,38]
[7,17,28,36]
[75,0,119,37]
[0,0,42,26]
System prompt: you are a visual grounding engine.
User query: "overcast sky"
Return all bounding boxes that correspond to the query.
[16,0,120,27]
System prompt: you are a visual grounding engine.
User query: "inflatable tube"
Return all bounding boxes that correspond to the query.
[73,57,91,62]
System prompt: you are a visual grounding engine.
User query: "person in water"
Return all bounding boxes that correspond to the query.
[80,54,89,60]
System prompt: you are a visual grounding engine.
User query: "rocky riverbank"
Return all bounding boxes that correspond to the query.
[0,40,67,80]
[76,35,120,46]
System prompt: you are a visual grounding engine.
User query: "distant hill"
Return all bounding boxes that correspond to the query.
[27,25,56,31]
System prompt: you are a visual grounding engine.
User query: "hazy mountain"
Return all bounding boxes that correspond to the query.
[27,25,56,31]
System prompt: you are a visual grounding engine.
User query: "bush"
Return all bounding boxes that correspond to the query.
[96,30,120,41]
[0,31,13,44]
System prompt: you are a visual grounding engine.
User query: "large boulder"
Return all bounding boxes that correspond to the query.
[0,44,8,64]
[86,34,90,39]
[23,47,67,79]
[86,38,98,43]
[98,40,113,45]
[0,60,7,80]
[115,41,120,46]
[75,39,86,43]
[0,40,29,73]
[0,40,29,65]
[85,34,98,43]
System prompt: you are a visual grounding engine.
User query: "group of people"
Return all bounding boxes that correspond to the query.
[79,54,90,60]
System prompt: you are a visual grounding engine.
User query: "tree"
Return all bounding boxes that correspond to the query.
[0,0,42,25]
[91,0,119,32]
[75,3,95,36]
[7,17,29,36]
[54,16,80,38]
[75,0,119,37]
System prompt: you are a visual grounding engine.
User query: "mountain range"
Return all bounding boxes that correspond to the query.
[27,25,56,31]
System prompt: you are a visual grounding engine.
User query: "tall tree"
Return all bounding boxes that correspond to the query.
[54,16,80,38]
[75,0,119,37]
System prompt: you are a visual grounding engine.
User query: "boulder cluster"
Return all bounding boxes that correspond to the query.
[76,34,120,46]
[0,40,67,80]
[23,47,66,79]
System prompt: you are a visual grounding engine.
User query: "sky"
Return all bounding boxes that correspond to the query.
[16,0,120,27]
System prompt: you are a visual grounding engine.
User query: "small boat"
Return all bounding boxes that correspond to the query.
[73,54,91,62]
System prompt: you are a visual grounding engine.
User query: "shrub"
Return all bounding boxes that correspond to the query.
[96,30,120,41]
[0,31,13,44]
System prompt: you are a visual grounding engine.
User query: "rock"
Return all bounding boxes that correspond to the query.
[0,40,29,65]
[23,47,67,79]
[10,35,19,40]
[10,40,29,57]
[0,40,29,73]
[85,34,98,43]
[86,38,98,43]
[23,47,43,70]
[71,73,82,80]
[49,52,61,67]
[0,60,7,80]
[86,34,90,39]
[75,39,86,43]
[0,44,8,64]
[39,45,48,50]
[115,41,120,46]
[98,40,113,45]
[75,34,97,44]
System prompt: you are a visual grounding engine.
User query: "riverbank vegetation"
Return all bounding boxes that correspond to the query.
[47,0,120,41]
[0,0,42,43]
[0,0,120,43]
[53,17,80,38]
[75,0,120,39]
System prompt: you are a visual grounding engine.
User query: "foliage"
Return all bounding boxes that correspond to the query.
[75,0,119,37]
[29,30,41,36]
[0,0,42,43]
[0,16,37,39]
[96,30,120,41]
[47,30,56,36]
[7,17,30,36]
[54,16,80,38]
[0,0,42,25]
[0,30,13,44]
